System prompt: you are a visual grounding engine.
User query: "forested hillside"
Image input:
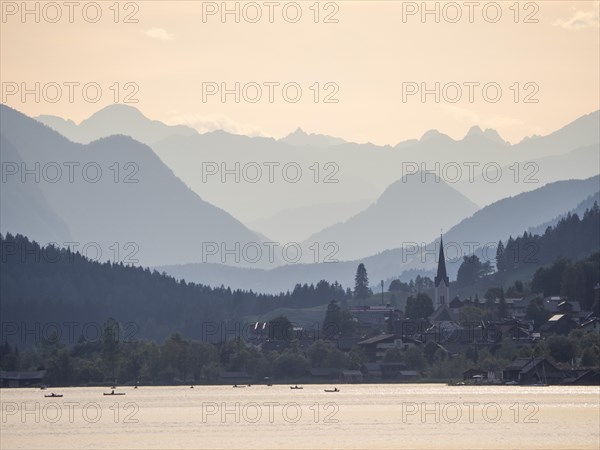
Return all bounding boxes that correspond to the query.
[0,234,350,344]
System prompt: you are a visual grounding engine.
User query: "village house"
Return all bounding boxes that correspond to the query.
[428,304,457,325]
[487,296,538,320]
[448,296,463,316]
[502,358,564,385]
[556,300,588,321]
[541,314,579,335]
[463,368,487,381]
[542,298,587,321]
[340,370,363,383]
[485,318,534,342]
[357,334,421,362]
[543,296,565,311]
[504,297,532,320]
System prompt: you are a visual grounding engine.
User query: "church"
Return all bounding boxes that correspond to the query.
[428,236,457,324]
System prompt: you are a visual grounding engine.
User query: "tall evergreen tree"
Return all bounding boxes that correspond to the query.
[496,240,505,273]
[354,263,371,300]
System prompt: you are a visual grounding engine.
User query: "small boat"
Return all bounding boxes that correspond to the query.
[324,388,339,392]
[232,384,246,388]
[290,385,303,390]
[44,393,63,398]
[104,391,126,396]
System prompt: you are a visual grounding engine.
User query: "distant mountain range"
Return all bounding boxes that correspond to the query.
[37,106,599,240]
[280,127,348,148]
[1,105,273,268]
[463,125,508,145]
[24,104,600,271]
[37,107,349,148]
[37,104,198,147]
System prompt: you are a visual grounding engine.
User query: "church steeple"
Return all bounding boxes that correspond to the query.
[434,235,450,308]
[435,236,449,287]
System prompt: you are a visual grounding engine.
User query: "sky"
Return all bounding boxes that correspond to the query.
[1,1,599,145]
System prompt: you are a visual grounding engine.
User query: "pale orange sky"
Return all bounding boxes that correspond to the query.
[1,1,599,145]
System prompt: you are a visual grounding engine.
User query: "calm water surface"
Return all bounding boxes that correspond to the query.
[1,384,599,449]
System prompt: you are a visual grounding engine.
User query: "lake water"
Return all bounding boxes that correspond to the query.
[1,384,599,449]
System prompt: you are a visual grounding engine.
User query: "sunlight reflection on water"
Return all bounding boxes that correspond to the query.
[1,384,599,449]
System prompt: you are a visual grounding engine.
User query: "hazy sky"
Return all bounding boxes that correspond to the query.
[1,1,599,145]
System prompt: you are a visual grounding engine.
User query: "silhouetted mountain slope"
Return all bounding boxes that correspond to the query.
[0,136,72,244]
[527,192,600,236]
[452,204,600,305]
[302,173,478,260]
[456,144,600,206]
[1,105,270,267]
[496,202,600,279]
[513,110,600,159]
[443,176,600,251]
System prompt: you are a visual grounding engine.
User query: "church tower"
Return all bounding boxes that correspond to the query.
[434,236,450,309]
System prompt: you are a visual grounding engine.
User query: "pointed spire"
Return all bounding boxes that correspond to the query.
[435,235,449,287]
